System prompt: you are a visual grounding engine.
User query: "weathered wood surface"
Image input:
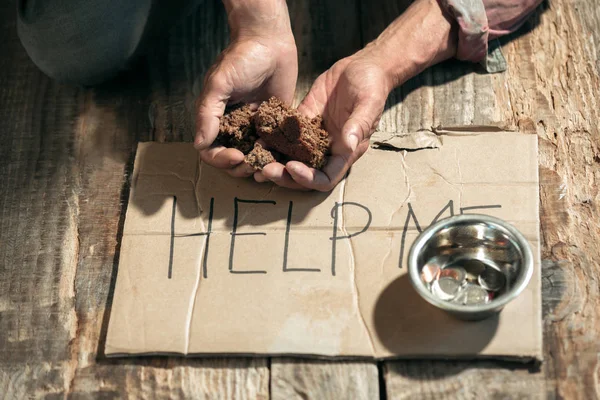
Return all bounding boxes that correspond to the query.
[1,0,599,398]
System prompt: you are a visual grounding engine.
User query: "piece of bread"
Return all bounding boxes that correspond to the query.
[254,97,329,169]
[244,143,276,171]
[216,104,257,154]
[215,98,330,171]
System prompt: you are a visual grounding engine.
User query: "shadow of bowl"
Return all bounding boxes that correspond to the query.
[373,274,499,361]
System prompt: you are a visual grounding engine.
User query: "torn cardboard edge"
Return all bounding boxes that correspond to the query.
[105,129,542,362]
[370,125,522,151]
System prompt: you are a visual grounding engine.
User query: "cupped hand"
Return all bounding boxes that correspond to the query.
[195,33,297,178]
[257,53,393,191]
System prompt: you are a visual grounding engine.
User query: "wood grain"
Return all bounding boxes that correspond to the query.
[360,0,514,133]
[503,1,600,398]
[2,0,600,398]
[288,0,363,103]
[383,361,546,399]
[271,360,379,400]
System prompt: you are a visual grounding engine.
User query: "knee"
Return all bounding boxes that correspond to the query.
[17,0,152,85]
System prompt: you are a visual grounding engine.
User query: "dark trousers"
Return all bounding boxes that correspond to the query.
[17,0,202,85]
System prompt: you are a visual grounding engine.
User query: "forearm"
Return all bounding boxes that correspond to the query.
[222,0,293,39]
[360,0,457,89]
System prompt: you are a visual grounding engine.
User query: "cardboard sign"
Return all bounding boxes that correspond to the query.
[105,130,542,361]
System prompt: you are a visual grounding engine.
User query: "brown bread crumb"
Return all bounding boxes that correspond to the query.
[216,104,257,154]
[254,97,329,169]
[215,98,330,170]
[244,143,276,171]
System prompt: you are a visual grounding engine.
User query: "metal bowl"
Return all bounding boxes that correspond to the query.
[407,214,534,321]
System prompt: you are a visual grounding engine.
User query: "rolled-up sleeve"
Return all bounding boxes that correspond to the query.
[439,0,543,63]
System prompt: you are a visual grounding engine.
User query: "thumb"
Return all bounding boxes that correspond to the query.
[194,71,232,150]
[339,100,382,154]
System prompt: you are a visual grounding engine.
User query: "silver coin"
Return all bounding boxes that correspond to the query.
[421,263,441,284]
[453,284,490,305]
[439,267,467,284]
[459,259,488,283]
[431,277,461,301]
[478,266,506,292]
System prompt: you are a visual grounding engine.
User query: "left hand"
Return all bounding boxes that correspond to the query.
[256,53,393,191]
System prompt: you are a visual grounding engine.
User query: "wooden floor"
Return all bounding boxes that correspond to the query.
[1,0,599,398]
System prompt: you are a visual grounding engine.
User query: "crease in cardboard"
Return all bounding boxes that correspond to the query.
[184,157,207,354]
[339,176,377,356]
[430,169,460,188]
[185,233,205,355]
[193,153,203,214]
[123,256,138,349]
[387,151,413,226]
[136,171,197,187]
[455,149,463,210]
[234,184,278,227]
[260,184,277,200]
[380,236,394,275]
[125,225,505,236]
[133,252,148,351]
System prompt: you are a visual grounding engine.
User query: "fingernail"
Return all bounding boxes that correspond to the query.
[194,138,204,150]
[348,134,359,152]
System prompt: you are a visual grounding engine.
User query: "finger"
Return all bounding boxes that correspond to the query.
[253,170,269,183]
[262,163,310,190]
[264,54,298,107]
[286,156,350,192]
[227,161,256,178]
[339,97,384,153]
[195,70,231,150]
[199,146,244,169]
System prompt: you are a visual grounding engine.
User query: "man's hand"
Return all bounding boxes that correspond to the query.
[195,0,297,178]
[257,0,457,191]
[257,54,392,191]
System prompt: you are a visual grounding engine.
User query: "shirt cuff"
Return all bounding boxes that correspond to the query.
[439,0,542,64]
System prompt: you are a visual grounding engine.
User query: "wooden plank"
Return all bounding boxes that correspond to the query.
[359,0,514,133]
[268,0,380,398]
[383,361,545,399]
[144,0,229,143]
[289,0,363,103]
[0,0,269,397]
[0,2,84,397]
[271,360,379,400]
[502,1,600,399]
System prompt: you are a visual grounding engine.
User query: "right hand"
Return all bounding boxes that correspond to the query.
[194,1,297,178]
[257,54,392,191]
